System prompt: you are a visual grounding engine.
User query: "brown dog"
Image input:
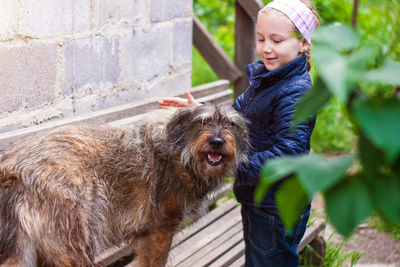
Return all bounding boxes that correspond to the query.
[0,104,249,266]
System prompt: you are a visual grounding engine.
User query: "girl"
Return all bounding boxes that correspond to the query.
[159,0,320,265]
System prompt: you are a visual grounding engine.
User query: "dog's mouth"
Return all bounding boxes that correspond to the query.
[207,153,223,166]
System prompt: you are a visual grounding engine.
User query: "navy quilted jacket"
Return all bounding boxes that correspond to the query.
[233,55,316,208]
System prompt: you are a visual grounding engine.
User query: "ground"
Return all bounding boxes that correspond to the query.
[311,194,400,266]
[341,225,400,266]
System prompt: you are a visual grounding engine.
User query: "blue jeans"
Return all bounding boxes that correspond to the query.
[241,204,311,267]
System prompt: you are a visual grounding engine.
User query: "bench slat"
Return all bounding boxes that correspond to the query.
[202,182,233,209]
[95,242,135,266]
[171,198,237,248]
[297,220,326,253]
[178,225,243,267]
[208,240,245,267]
[107,89,233,127]
[168,205,241,266]
[186,80,230,98]
[230,255,245,267]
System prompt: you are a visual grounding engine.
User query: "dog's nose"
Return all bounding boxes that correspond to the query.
[210,138,224,149]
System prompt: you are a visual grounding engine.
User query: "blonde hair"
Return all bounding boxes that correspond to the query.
[259,0,321,71]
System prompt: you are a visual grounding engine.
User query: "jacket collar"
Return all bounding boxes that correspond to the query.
[246,55,307,88]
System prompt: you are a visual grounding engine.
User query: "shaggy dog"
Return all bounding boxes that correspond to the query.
[0,104,249,266]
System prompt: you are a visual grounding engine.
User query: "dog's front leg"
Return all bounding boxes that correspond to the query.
[132,228,175,267]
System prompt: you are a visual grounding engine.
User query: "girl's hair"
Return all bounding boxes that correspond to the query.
[259,0,321,71]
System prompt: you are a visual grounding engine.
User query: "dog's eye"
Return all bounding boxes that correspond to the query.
[227,120,236,127]
[201,119,208,125]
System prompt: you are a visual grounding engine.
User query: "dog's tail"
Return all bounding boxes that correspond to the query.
[0,165,17,264]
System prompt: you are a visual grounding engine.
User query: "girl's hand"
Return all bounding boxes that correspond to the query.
[158,91,200,108]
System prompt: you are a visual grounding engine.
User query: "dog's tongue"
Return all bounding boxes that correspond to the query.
[208,154,222,162]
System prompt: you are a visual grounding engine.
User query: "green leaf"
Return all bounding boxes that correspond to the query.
[313,44,350,102]
[312,23,359,51]
[293,77,332,124]
[312,45,375,104]
[296,155,355,197]
[257,155,354,202]
[347,45,378,83]
[325,174,374,237]
[358,132,386,181]
[372,175,400,224]
[256,156,298,203]
[365,59,400,85]
[353,98,400,163]
[276,177,309,230]
[311,25,377,104]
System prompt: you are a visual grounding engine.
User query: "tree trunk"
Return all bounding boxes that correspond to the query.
[352,0,360,29]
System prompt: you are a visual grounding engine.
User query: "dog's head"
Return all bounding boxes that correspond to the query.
[166,104,250,180]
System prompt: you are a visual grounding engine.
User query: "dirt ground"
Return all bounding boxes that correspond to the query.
[341,226,400,265]
[311,195,400,266]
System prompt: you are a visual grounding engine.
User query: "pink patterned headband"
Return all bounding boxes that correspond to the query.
[263,0,316,44]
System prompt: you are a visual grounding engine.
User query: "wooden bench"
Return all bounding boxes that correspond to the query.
[0,79,326,266]
[166,200,325,267]
[167,187,326,267]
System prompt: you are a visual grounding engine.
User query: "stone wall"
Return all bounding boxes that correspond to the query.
[0,0,193,132]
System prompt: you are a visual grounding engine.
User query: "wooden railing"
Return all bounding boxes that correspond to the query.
[193,0,264,98]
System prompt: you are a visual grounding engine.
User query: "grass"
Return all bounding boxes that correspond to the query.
[322,233,364,267]
[367,215,400,241]
[300,232,364,267]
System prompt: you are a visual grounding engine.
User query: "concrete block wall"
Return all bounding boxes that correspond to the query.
[0,0,193,132]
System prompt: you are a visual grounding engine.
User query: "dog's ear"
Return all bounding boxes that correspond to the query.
[165,108,193,155]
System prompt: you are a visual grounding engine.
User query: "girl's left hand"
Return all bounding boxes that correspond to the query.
[158,91,199,108]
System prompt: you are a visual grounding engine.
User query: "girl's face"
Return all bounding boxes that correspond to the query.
[256,9,309,71]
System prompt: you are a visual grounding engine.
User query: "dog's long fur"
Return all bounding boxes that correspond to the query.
[0,104,249,266]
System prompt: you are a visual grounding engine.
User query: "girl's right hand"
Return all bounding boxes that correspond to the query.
[158,91,200,108]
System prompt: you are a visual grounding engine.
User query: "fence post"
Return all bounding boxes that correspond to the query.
[233,0,262,98]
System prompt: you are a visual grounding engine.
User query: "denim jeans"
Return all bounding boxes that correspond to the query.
[241,204,311,267]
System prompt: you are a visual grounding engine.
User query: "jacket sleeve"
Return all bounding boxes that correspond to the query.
[232,92,244,112]
[236,85,315,186]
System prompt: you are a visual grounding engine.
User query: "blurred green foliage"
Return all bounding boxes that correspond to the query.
[192,0,235,87]
[310,97,355,153]
[192,0,400,154]
[192,48,218,87]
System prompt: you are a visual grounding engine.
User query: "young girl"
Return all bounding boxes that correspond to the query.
[159,0,320,265]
